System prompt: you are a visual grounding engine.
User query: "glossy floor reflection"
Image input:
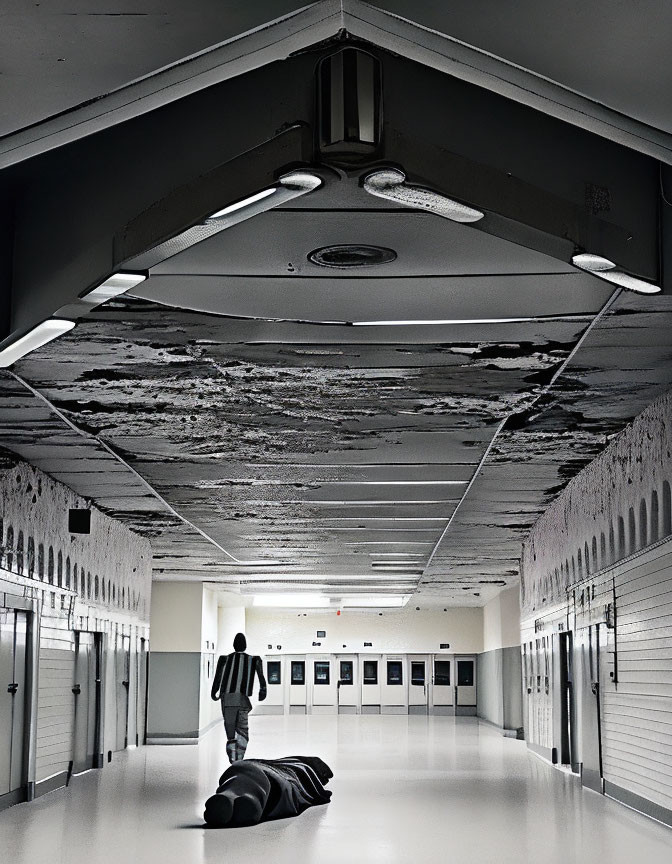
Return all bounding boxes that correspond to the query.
[1,716,670,863]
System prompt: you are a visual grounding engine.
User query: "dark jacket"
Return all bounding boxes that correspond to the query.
[211,651,267,702]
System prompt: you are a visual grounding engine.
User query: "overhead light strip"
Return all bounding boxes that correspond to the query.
[352,316,572,326]
[363,168,484,223]
[0,320,76,368]
[123,170,323,271]
[82,272,147,306]
[571,253,661,294]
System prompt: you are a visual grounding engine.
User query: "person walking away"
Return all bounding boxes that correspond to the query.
[211,633,267,763]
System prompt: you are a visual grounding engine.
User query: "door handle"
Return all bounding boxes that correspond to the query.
[7,682,18,695]
[122,680,130,688]
[72,684,81,695]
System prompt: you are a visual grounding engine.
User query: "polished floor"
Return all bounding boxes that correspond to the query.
[1,716,670,864]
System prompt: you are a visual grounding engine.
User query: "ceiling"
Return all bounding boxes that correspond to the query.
[1,2,671,607]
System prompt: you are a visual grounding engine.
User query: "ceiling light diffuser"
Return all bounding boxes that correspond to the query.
[572,253,661,294]
[252,594,330,608]
[363,168,484,223]
[0,319,76,368]
[207,187,277,219]
[340,595,411,608]
[83,272,147,305]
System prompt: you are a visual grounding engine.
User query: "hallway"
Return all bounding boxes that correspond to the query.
[0,716,669,864]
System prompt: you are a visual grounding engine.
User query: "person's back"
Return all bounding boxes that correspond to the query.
[212,633,266,763]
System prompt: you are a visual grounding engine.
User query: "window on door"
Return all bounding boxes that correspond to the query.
[363,660,378,685]
[339,660,354,684]
[267,661,281,684]
[314,661,330,685]
[291,661,305,685]
[457,660,474,687]
[434,660,451,686]
[387,661,403,685]
[411,661,425,685]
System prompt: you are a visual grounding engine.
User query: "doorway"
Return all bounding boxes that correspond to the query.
[558,630,578,771]
[115,634,130,751]
[72,631,103,773]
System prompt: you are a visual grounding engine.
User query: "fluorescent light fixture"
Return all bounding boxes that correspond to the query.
[0,319,76,368]
[352,317,543,326]
[364,168,484,223]
[572,253,661,294]
[83,272,147,305]
[340,595,411,608]
[320,480,467,486]
[207,188,277,219]
[252,594,330,608]
[123,171,322,270]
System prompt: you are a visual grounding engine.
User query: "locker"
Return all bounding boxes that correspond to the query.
[431,654,454,713]
[287,655,307,714]
[408,654,430,714]
[311,656,337,713]
[335,655,358,714]
[381,655,408,714]
[0,608,29,809]
[360,655,381,713]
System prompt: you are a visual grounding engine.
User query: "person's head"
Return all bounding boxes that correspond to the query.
[233,632,247,652]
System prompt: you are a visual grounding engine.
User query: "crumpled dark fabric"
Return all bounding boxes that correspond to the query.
[203,756,333,828]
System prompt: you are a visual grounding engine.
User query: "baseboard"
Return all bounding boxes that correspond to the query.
[408,705,428,715]
[338,705,358,714]
[605,781,672,828]
[527,742,558,764]
[0,786,28,812]
[477,716,525,739]
[146,733,199,745]
[310,705,338,715]
[289,705,306,715]
[381,705,407,715]
[431,706,455,716]
[254,704,284,715]
[361,704,381,715]
[34,772,69,799]
[455,705,477,716]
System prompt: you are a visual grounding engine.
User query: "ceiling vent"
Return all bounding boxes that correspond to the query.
[308,244,396,268]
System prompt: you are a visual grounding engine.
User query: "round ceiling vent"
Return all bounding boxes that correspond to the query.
[308,244,397,269]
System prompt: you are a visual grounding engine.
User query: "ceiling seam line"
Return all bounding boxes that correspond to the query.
[3,369,260,570]
[419,286,622,581]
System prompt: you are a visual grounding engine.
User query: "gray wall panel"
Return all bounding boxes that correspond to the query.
[477,646,523,733]
[147,652,200,738]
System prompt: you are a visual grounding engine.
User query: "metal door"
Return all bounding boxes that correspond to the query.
[136,638,148,746]
[431,654,453,711]
[408,654,429,713]
[288,655,307,712]
[381,655,408,712]
[72,632,95,772]
[311,657,337,709]
[115,635,130,751]
[455,656,477,713]
[360,655,381,712]
[576,624,606,792]
[336,655,358,713]
[0,609,28,804]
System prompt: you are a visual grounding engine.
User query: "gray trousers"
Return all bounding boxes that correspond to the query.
[222,704,250,763]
